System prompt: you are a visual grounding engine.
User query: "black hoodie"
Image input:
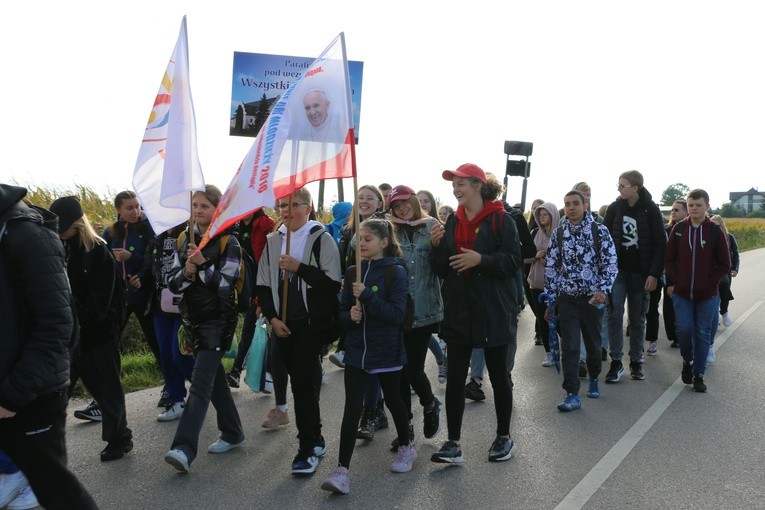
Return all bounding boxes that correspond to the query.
[0,184,74,411]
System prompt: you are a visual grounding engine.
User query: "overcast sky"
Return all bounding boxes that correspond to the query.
[2,1,762,212]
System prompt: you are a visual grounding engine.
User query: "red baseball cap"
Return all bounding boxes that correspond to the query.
[387,185,415,207]
[442,163,487,183]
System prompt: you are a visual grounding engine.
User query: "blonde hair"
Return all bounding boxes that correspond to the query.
[71,216,106,253]
[709,214,729,239]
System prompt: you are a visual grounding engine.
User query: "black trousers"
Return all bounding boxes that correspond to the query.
[0,392,98,510]
[339,365,409,468]
[70,340,131,445]
[400,326,436,420]
[662,287,677,341]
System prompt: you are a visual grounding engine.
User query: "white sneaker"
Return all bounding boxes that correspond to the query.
[0,472,27,507]
[157,402,184,422]
[164,449,190,473]
[208,438,244,454]
[328,351,345,368]
[391,443,418,473]
[542,352,554,367]
[722,312,733,327]
[8,485,38,510]
[707,348,716,364]
[263,372,274,394]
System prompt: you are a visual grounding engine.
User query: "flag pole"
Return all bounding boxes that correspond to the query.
[188,191,197,281]
[280,196,293,322]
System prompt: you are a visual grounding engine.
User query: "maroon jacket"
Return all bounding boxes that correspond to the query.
[664,218,730,302]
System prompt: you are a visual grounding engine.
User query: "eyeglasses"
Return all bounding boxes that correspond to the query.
[277,202,308,210]
[616,183,634,190]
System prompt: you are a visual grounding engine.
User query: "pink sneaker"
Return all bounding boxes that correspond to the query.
[321,466,349,494]
[391,443,417,473]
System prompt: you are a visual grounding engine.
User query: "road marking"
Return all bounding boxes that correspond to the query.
[555,298,765,510]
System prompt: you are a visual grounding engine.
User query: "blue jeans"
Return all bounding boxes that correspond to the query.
[154,312,194,403]
[672,294,716,376]
[608,271,649,363]
[709,294,721,347]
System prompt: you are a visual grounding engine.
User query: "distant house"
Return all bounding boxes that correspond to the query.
[729,187,765,213]
[229,96,280,137]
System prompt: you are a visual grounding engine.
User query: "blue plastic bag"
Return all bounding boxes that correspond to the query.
[243,316,268,392]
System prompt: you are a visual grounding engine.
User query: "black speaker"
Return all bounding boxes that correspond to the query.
[506,159,529,177]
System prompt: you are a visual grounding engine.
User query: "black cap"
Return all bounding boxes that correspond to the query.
[49,196,84,234]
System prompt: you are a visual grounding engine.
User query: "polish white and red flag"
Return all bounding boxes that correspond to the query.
[199,32,355,248]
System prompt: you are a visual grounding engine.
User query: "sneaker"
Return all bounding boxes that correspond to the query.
[313,435,327,457]
[73,400,102,422]
[390,423,415,452]
[0,472,27,507]
[157,391,173,408]
[262,372,274,394]
[604,360,625,384]
[321,466,350,494]
[291,452,320,475]
[438,338,447,351]
[100,438,133,462]
[670,340,680,348]
[465,380,486,401]
[375,406,389,431]
[328,351,346,368]
[208,438,244,454]
[423,397,441,439]
[534,335,543,346]
[693,375,707,393]
[7,485,38,510]
[587,378,600,399]
[722,312,733,327]
[262,407,289,429]
[157,402,184,422]
[356,408,376,440]
[391,443,418,473]
[578,360,588,378]
[707,349,716,364]
[630,362,645,380]
[557,393,582,412]
[430,440,464,464]
[681,361,694,384]
[638,352,646,363]
[438,362,447,384]
[164,448,190,473]
[488,435,517,462]
[647,342,658,356]
[542,352,554,367]
[226,368,241,388]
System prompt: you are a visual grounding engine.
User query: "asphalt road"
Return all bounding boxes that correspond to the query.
[55,248,765,510]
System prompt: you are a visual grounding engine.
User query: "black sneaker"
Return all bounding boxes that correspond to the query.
[629,362,645,380]
[430,440,464,464]
[390,423,415,452]
[375,406,389,431]
[423,397,441,439]
[356,408,376,440]
[488,436,517,462]
[226,368,241,389]
[681,361,693,384]
[693,375,707,393]
[604,360,625,384]
[100,438,133,462]
[465,380,486,401]
[74,400,102,422]
[157,391,173,408]
[578,360,588,378]
[291,450,319,475]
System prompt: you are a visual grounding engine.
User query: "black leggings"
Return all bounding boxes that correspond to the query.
[445,342,513,441]
[338,365,409,468]
[124,302,160,364]
[530,289,551,352]
[400,327,436,419]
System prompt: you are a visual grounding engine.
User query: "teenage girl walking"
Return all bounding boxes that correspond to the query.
[321,218,415,494]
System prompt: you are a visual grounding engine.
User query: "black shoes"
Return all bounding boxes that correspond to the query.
[605,360,625,384]
[100,438,133,462]
[693,375,707,393]
[390,423,415,452]
[629,362,645,380]
[423,397,441,439]
[226,368,241,389]
[465,380,486,401]
[681,361,693,384]
[431,440,464,464]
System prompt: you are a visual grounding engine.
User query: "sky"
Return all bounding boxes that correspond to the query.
[2,1,763,213]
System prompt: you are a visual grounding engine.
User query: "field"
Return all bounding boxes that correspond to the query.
[723,218,765,252]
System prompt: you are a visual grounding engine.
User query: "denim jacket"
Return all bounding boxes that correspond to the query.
[394,218,443,329]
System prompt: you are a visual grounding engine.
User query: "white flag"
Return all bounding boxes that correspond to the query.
[133,16,204,234]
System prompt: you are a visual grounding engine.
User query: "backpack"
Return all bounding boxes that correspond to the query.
[219,234,256,313]
[309,227,342,342]
[384,265,415,333]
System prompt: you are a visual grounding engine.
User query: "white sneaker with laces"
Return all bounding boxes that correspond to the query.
[722,312,733,327]
[542,352,554,367]
[707,348,716,364]
[8,485,38,510]
[208,438,244,454]
[157,402,184,422]
[0,472,27,507]
[164,449,190,473]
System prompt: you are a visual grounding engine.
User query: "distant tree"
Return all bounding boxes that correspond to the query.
[719,202,746,218]
[660,183,690,206]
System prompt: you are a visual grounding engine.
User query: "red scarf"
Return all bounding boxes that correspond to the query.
[453,200,506,253]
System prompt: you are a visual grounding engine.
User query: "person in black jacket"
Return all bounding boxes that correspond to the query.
[429,164,521,465]
[49,196,134,463]
[0,184,98,509]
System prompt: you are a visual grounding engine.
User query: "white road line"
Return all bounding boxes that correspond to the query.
[555,299,765,510]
